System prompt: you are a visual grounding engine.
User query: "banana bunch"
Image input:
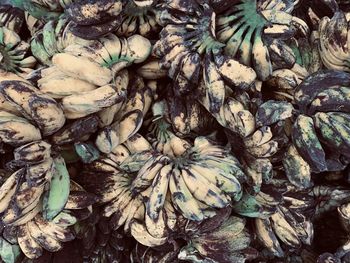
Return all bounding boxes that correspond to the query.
[79,133,179,247]
[6,212,76,259]
[115,0,160,37]
[289,70,350,179]
[154,0,257,97]
[73,209,134,263]
[0,143,63,229]
[206,92,288,191]
[0,27,36,75]
[318,9,350,72]
[179,210,257,263]
[216,0,308,80]
[0,80,65,135]
[0,5,24,33]
[37,32,151,100]
[132,132,245,225]
[255,183,315,258]
[2,179,96,260]
[30,17,90,65]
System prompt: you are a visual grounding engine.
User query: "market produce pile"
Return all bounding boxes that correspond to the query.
[1,0,350,262]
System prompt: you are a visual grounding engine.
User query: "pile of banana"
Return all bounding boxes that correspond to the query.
[1,0,350,262]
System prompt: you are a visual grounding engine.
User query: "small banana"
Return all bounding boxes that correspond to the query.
[0,111,42,146]
[255,218,284,257]
[17,224,43,259]
[168,168,204,222]
[52,53,113,86]
[62,84,126,119]
[181,168,229,209]
[146,164,172,220]
[0,80,65,135]
[130,220,167,247]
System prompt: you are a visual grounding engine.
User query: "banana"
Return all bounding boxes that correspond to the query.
[169,136,190,157]
[270,209,301,248]
[26,158,54,187]
[246,140,279,158]
[163,195,177,231]
[130,220,167,247]
[0,81,65,135]
[62,84,126,119]
[189,162,241,199]
[124,197,144,232]
[169,168,204,221]
[51,212,77,227]
[0,93,22,115]
[34,215,74,242]
[51,115,99,145]
[182,168,229,209]
[204,56,225,115]
[65,191,97,210]
[314,112,350,157]
[27,220,62,252]
[146,164,172,220]
[116,109,144,144]
[103,190,132,217]
[160,44,187,69]
[63,43,108,66]
[292,115,327,173]
[15,183,44,211]
[98,103,124,127]
[0,170,19,213]
[327,112,350,147]
[109,195,138,230]
[107,144,130,165]
[31,34,51,65]
[308,86,350,115]
[52,53,113,86]
[124,133,152,153]
[17,224,43,259]
[89,173,129,204]
[294,70,350,111]
[167,92,190,135]
[237,27,254,66]
[145,209,167,239]
[95,126,120,154]
[14,140,51,164]
[10,202,41,226]
[42,20,58,57]
[0,111,42,145]
[244,127,273,148]
[124,35,152,64]
[255,218,284,257]
[43,156,70,221]
[38,73,97,99]
[252,28,272,81]
[218,58,257,89]
[137,60,168,79]
[226,109,256,138]
[131,155,168,194]
[225,23,248,57]
[283,145,311,189]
